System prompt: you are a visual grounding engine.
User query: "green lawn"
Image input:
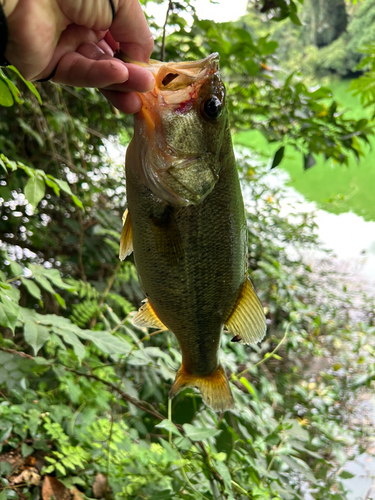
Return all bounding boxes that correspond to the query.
[234,80,375,222]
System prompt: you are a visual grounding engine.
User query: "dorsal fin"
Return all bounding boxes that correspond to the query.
[132,299,167,330]
[119,209,133,260]
[225,278,266,345]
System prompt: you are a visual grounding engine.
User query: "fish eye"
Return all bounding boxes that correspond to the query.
[201,96,222,121]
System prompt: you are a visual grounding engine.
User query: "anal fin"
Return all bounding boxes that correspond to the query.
[132,299,167,330]
[119,209,133,261]
[225,278,266,345]
[169,363,234,412]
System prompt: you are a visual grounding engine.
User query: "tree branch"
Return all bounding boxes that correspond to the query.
[161,1,173,61]
[0,346,34,360]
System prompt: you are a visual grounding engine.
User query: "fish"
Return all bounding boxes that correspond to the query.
[119,53,266,411]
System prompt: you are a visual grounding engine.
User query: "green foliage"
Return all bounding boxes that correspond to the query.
[0,2,374,499]
[266,0,375,78]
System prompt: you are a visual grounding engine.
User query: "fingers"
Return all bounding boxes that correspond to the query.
[58,0,154,62]
[33,24,102,81]
[51,42,154,93]
[53,50,129,88]
[100,89,143,114]
[100,63,155,92]
[110,0,154,63]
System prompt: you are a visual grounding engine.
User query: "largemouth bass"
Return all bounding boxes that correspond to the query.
[120,53,266,411]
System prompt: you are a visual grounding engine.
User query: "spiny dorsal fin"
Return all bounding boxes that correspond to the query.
[169,362,234,412]
[132,299,167,330]
[119,209,133,261]
[225,278,266,345]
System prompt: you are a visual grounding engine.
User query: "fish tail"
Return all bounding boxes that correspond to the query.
[169,363,234,411]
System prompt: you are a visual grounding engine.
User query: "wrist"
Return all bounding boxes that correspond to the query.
[2,0,19,17]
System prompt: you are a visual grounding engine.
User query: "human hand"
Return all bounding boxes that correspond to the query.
[3,0,154,113]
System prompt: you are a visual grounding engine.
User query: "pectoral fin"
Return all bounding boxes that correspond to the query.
[169,362,234,412]
[119,209,133,260]
[225,278,266,345]
[132,299,167,330]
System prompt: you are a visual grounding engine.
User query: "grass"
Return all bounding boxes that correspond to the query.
[233,79,375,222]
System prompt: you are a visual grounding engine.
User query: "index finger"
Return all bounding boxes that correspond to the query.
[110,0,154,63]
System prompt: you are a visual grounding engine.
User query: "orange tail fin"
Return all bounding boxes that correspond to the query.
[169,363,234,411]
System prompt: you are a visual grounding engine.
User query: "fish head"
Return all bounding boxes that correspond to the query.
[133,53,229,206]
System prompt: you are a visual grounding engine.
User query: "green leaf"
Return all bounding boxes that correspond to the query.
[0,156,6,173]
[21,443,34,458]
[18,118,44,147]
[0,70,22,103]
[21,278,42,303]
[43,269,73,290]
[8,66,42,104]
[240,377,257,397]
[76,329,132,355]
[214,460,232,490]
[54,327,86,361]
[0,460,12,476]
[127,349,152,366]
[72,195,84,210]
[24,174,45,209]
[339,470,355,479]
[53,293,66,309]
[44,176,61,196]
[0,298,19,332]
[271,146,285,169]
[25,80,42,104]
[24,320,50,355]
[355,118,368,131]
[261,41,278,55]
[53,179,83,210]
[155,420,182,437]
[0,488,7,500]
[9,260,23,277]
[34,276,55,295]
[182,424,221,441]
[289,11,302,25]
[54,178,73,196]
[0,426,12,443]
[0,79,14,107]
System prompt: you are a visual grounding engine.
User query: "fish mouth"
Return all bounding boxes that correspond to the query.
[153,53,219,92]
[139,53,220,128]
[142,53,219,79]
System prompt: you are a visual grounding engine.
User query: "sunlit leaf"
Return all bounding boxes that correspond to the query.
[0,79,14,107]
[24,174,45,208]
